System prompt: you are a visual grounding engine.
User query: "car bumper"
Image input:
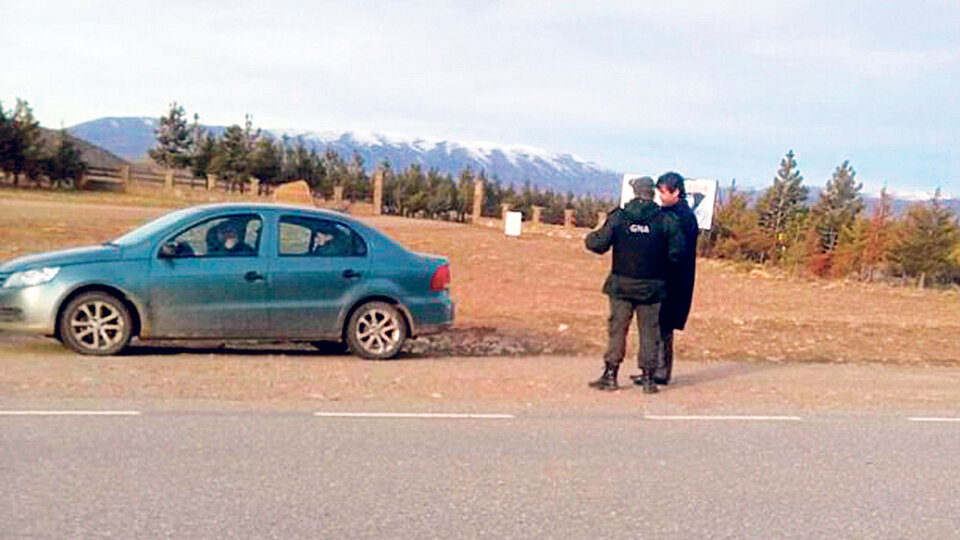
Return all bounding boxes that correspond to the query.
[408,297,455,337]
[0,284,60,335]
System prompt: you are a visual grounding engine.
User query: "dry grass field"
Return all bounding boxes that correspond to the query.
[2,187,960,366]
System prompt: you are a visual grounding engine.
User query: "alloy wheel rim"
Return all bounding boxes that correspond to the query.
[356,308,401,354]
[70,301,125,351]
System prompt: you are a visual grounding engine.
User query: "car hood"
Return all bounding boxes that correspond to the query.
[0,245,124,273]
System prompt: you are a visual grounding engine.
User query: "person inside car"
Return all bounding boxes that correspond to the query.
[208,222,254,255]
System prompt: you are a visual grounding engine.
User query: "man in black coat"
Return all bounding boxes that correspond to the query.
[648,171,699,385]
[584,177,684,393]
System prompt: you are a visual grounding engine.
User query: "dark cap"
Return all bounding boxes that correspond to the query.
[629,176,654,201]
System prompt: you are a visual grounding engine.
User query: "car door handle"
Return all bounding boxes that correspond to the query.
[342,269,362,279]
[244,271,265,282]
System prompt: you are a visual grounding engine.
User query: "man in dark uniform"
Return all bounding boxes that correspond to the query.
[584,177,684,394]
[645,171,699,385]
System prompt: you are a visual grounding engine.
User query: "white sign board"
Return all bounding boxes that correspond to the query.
[504,211,523,236]
[619,174,644,208]
[684,178,719,231]
[619,174,719,230]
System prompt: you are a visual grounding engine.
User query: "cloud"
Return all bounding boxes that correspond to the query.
[1,0,957,193]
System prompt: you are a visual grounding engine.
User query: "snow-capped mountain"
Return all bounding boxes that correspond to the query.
[68,117,621,196]
[275,129,620,196]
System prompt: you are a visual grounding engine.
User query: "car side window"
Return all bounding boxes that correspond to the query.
[278,216,367,257]
[164,214,262,258]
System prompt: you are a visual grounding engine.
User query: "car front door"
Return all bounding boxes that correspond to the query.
[269,215,369,339]
[147,213,271,339]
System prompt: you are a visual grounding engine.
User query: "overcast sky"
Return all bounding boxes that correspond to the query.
[3,0,957,196]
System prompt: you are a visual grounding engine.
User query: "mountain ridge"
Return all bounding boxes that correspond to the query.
[68,117,622,197]
[67,117,959,212]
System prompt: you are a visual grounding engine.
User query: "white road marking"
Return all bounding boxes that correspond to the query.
[314,412,515,419]
[0,410,141,416]
[644,415,802,422]
[908,417,960,423]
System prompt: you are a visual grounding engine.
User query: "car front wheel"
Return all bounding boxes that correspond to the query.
[60,292,132,356]
[345,301,407,360]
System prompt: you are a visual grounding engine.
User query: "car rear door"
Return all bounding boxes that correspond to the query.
[147,213,271,339]
[268,214,370,339]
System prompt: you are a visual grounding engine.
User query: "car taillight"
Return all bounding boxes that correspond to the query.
[429,264,450,291]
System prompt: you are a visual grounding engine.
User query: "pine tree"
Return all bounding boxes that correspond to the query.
[186,113,212,181]
[832,189,894,280]
[700,181,773,262]
[0,102,14,179]
[149,102,192,170]
[280,136,318,185]
[322,149,347,199]
[9,99,43,185]
[189,136,216,182]
[454,168,475,222]
[812,160,863,255]
[209,125,250,191]
[44,129,86,189]
[891,190,960,288]
[860,188,895,280]
[756,150,808,262]
[346,153,369,202]
[831,218,868,279]
[250,138,282,192]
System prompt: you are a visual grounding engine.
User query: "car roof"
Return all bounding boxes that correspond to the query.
[181,202,352,219]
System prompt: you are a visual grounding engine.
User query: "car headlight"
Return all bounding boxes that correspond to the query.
[2,267,60,288]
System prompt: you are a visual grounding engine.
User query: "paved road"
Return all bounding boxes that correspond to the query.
[2,409,959,539]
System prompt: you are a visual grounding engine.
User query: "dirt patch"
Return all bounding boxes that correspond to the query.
[405,326,579,357]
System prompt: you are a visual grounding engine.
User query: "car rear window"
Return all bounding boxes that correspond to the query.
[278,216,367,257]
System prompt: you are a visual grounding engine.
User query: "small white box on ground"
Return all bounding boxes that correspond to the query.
[504,211,522,236]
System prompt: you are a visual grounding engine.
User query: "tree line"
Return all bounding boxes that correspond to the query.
[0,98,86,188]
[151,102,612,227]
[703,150,960,288]
[6,99,958,287]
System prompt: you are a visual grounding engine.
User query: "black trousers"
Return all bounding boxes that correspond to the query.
[656,329,674,382]
[602,296,661,373]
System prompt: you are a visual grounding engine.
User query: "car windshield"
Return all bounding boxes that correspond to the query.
[111,207,198,246]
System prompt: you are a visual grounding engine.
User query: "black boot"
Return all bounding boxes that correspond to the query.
[588,363,619,391]
[639,369,659,394]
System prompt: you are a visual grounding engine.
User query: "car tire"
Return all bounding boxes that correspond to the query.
[345,301,407,360]
[60,292,132,356]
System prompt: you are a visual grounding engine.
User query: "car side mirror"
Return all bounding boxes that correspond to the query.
[159,242,178,258]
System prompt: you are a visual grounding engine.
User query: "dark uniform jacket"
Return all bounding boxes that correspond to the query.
[660,200,699,330]
[585,199,685,304]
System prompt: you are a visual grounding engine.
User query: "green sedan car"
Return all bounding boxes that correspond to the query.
[0,203,454,358]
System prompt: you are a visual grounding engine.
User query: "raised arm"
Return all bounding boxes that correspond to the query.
[585,208,621,254]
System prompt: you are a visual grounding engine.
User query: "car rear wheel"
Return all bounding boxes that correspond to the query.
[60,292,132,356]
[345,301,407,360]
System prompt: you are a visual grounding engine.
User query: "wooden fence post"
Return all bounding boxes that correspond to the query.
[564,208,575,228]
[122,166,131,188]
[333,185,344,204]
[164,169,174,191]
[206,174,216,191]
[597,211,607,229]
[531,206,543,228]
[249,177,260,198]
[373,169,383,215]
[472,179,483,223]
[500,203,511,222]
